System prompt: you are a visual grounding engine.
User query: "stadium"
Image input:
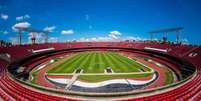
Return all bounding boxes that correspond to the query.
[0,0,201,101]
[0,37,200,100]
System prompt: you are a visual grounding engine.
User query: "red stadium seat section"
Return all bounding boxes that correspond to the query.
[0,42,200,101]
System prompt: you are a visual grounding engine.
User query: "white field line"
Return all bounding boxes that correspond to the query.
[47,54,155,76]
[122,54,153,72]
[47,71,154,76]
[138,69,143,72]
[29,64,48,81]
[133,60,154,72]
[35,64,47,71]
[29,73,34,81]
[72,68,83,74]
[32,54,71,73]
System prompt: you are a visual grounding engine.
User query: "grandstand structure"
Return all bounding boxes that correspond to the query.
[149,27,183,43]
[0,41,200,101]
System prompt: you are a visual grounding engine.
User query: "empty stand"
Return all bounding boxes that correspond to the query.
[0,42,200,100]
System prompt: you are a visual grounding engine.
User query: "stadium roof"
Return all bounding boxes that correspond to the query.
[149,27,184,33]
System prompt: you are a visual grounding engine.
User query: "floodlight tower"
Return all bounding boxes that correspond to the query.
[15,27,47,44]
[176,30,181,44]
[30,32,36,44]
[14,27,24,45]
[17,30,22,45]
[44,32,49,43]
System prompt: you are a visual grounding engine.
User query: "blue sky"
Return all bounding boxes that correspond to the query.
[0,0,201,44]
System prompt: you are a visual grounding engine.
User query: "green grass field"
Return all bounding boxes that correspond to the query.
[30,51,175,84]
[47,51,151,74]
[78,73,153,82]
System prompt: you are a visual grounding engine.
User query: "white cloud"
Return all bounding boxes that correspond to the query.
[77,36,148,42]
[9,37,18,45]
[108,34,118,39]
[29,32,35,38]
[16,14,30,21]
[0,30,9,35]
[108,30,121,39]
[3,31,8,34]
[78,36,119,42]
[43,26,56,32]
[181,38,189,44]
[1,14,8,20]
[61,29,74,35]
[49,37,59,43]
[12,22,31,31]
[77,30,122,42]
[77,35,152,42]
[109,30,121,36]
[125,36,148,41]
[16,16,23,21]
[24,14,30,19]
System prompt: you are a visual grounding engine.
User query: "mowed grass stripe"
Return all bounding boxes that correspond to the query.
[100,52,111,68]
[64,52,91,72]
[114,52,150,71]
[94,52,105,73]
[48,51,150,74]
[106,52,131,72]
[52,52,89,73]
[98,52,107,69]
[96,52,104,73]
[85,52,97,73]
[48,53,83,73]
[110,53,140,72]
[108,52,137,72]
[102,52,118,71]
[61,53,87,72]
[103,52,123,73]
[82,52,95,69]
[87,52,103,73]
[78,52,95,73]
[58,53,83,68]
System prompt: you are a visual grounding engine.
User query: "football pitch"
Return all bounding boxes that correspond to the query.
[47,51,152,74]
